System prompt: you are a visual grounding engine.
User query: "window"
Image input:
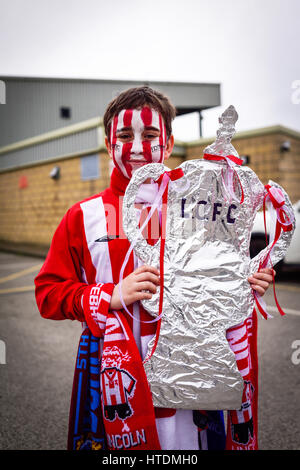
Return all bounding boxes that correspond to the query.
[80,154,100,180]
[60,106,71,119]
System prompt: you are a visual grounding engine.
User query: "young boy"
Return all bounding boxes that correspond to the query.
[35,86,274,451]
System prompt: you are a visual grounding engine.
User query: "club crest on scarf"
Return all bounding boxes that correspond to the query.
[75,432,103,451]
[100,345,148,450]
[100,346,136,422]
[230,380,255,448]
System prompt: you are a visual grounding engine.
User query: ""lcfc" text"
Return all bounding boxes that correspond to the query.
[181,198,237,224]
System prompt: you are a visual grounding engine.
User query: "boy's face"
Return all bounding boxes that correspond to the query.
[106,107,174,179]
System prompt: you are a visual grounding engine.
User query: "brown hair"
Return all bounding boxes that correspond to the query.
[103,86,177,141]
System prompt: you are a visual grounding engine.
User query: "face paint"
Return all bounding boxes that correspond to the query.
[110,107,167,179]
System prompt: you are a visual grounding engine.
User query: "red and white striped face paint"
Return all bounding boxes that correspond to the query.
[110,107,167,179]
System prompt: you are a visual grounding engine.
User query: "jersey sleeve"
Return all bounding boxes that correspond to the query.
[34,205,114,327]
[34,208,89,321]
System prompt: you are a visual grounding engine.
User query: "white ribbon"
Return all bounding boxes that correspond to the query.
[118,173,171,323]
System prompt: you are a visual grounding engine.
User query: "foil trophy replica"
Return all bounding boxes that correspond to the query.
[122,105,295,410]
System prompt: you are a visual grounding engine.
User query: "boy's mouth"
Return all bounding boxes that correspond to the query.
[128,159,146,164]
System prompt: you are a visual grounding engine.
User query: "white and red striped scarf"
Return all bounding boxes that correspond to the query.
[82,282,161,450]
[226,314,259,449]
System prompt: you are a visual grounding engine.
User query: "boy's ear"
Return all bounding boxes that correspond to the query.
[164,135,174,161]
[105,137,113,160]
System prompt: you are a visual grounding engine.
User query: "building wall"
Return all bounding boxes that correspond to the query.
[0,77,220,147]
[185,129,300,204]
[278,136,300,202]
[0,151,183,248]
[0,152,109,247]
[0,125,299,251]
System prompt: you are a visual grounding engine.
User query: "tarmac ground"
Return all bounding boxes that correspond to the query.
[0,252,299,450]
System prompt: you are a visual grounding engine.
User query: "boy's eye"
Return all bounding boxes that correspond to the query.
[117,132,132,140]
[144,132,159,140]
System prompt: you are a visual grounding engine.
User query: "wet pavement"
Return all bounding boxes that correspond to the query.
[0,252,299,450]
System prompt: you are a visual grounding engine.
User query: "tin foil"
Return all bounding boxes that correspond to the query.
[122,108,295,411]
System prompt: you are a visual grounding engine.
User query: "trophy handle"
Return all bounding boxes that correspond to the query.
[250,180,295,274]
[122,163,166,267]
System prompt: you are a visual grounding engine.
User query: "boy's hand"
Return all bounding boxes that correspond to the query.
[248,268,275,296]
[110,265,160,310]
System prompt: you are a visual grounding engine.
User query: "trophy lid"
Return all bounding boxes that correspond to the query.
[204,105,239,158]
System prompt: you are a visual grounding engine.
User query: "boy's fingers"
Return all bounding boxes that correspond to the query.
[257,268,276,278]
[259,268,276,276]
[135,291,153,301]
[253,279,269,290]
[248,268,275,283]
[251,285,266,295]
[135,272,160,284]
[137,281,157,294]
[248,278,271,291]
[134,265,159,276]
[248,272,273,282]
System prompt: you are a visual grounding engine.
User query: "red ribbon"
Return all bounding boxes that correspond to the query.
[203,153,244,166]
[143,172,170,365]
[203,153,244,204]
[143,168,186,363]
[156,167,184,184]
[264,184,293,232]
[254,185,294,319]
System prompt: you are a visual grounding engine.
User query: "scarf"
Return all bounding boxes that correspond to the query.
[226,311,259,450]
[68,282,161,450]
[67,327,106,450]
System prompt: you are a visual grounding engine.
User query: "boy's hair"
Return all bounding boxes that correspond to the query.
[103,86,177,141]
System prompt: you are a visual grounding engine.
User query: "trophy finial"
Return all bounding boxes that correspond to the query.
[204,105,239,158]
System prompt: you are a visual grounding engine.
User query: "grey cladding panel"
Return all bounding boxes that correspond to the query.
[0,77,220,163]
[0,127,98,170]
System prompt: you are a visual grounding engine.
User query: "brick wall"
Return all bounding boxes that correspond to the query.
[0,152,111,247]
[185,129,300,203]
[0,151,183,248]
[278,135,300,202]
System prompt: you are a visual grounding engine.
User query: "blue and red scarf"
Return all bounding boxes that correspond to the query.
[67,327,106,451]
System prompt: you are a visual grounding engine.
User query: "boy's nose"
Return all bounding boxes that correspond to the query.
[131,136,143,155]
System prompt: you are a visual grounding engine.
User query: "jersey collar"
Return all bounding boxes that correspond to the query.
[109,167,130,197]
